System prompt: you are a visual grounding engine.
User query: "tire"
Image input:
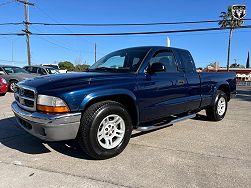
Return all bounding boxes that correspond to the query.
[206,90,228,121]
[77,100,132,160]
[0,93,6,96]
[9,80,18,92]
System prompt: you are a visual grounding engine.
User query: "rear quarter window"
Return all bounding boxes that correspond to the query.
[178,50,195,73]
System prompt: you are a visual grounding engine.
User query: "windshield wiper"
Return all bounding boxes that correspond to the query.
[91,67,116,71]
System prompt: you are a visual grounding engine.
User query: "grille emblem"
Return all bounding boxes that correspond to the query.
[20,88,25,96]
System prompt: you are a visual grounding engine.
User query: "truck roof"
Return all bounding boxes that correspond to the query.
[23,65,54,69]
[118,46,188,52]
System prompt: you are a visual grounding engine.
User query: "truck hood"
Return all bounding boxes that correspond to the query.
[19,72,135,92]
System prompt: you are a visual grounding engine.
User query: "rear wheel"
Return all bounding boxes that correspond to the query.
[206,90,228,121]
[77,101,132,159]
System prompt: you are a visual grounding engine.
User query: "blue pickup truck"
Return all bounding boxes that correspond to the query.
[12,46,236,159]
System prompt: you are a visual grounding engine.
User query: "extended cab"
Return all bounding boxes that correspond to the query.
[12,46,236,159]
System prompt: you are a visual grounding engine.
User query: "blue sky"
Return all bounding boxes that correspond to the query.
[0,0,250,68]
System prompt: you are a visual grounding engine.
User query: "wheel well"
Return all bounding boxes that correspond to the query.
[218,85,230,101]
[83,95,138,128]
[9,79,18,84]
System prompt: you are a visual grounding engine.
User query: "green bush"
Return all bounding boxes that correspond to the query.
[74,64,90,72]
[58,61,75,71]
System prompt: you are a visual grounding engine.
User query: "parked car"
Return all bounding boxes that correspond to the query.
[42,64,67,73]
[23,65,59,76]
[12,46,236,159]
[0,77,8,96]
[0,65,35,92]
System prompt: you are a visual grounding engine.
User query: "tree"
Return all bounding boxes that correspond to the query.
[58,61,74,71]
[74,64,90,72]
[219,6,244,72]
[246,51,250,68]
[230,63,244,68]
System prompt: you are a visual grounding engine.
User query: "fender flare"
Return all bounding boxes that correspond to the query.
[210,81,230,106]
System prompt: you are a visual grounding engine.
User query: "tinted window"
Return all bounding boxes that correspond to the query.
[150,51,178,72]
[179,51,195,73]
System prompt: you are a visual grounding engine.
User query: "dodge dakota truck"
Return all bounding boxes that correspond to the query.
[11,46,236,159]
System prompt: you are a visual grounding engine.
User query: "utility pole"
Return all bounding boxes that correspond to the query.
[16,0,34,66]
[94,43,97,63]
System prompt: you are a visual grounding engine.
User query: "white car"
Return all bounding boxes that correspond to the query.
[42,64,67,73]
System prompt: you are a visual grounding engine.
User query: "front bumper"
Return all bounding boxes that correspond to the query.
[11,102,81,141]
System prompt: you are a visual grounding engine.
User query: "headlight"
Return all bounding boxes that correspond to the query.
[37,95,70,113]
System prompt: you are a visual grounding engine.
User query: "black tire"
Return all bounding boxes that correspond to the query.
[8,80,18,92]
[206,90,228,121]
[0,93,6,96]
[77,100,132,160]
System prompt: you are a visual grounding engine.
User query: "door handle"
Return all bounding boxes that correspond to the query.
[178,80,185,85]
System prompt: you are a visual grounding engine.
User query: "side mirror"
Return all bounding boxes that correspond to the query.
[147,62,166,73]
[0,71,5,75]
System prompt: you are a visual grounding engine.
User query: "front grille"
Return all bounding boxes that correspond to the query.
[14,85,36,111]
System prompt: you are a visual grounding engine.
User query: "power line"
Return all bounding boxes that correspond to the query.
[0,0,15,7]
[0,22,23,26]
[1,25,251,36]
[0,58,26,63]
[26,25,251,36]
[27,18,251,27]
[0,18,251,27]
[32,3,103,56]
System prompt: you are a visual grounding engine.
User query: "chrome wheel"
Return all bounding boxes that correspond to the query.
[97,114,125,149]
[10,82,17,92]
[217,97,226,116]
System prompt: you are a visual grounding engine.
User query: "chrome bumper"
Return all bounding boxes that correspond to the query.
[11,102,81,141]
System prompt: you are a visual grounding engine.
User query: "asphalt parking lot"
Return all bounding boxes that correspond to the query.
[0,87,250,188]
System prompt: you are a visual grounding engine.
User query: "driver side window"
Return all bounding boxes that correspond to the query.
[150,51,178,73]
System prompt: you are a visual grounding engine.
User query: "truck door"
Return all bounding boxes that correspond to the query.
[177,50,201,111]
[136,50,189,123]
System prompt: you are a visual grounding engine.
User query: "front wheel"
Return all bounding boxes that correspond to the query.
[206,90,228,121]
[77,101,132,159]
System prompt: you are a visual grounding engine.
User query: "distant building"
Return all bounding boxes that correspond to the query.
[204,67,251,81]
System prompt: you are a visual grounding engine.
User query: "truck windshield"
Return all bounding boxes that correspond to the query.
[89,48,149,73]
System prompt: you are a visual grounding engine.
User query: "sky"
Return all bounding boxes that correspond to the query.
[0,0,250,68]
